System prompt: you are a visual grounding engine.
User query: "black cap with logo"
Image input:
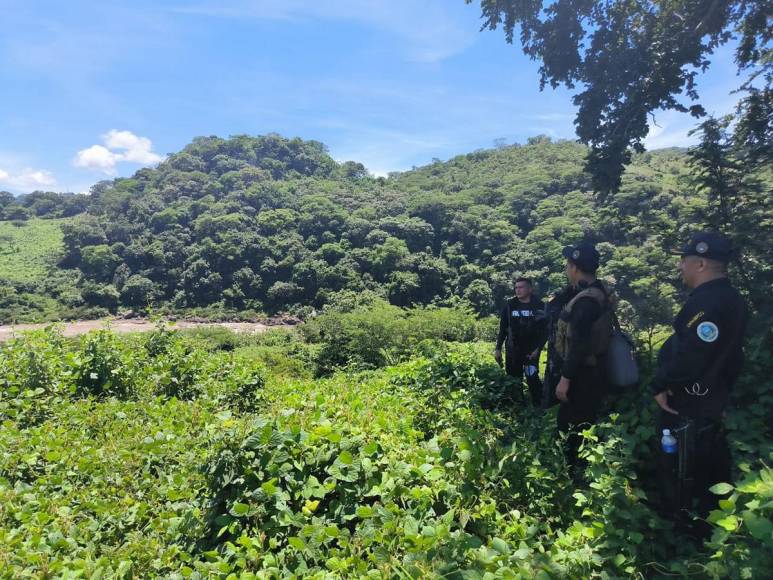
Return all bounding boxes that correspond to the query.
[670,231,734,263]
[562,242,600,273]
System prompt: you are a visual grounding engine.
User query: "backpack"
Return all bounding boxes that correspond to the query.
[606,319,639,389]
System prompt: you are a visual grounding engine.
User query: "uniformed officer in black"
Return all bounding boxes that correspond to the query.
[494,277,547,405]
[652,232,748,525]
[553,243,613,478]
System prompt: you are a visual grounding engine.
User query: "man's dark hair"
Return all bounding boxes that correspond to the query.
[514,277,532,286]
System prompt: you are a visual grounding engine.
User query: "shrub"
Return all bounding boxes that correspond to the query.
[703,464,773,578]
[141,328,205,400]
[0,327,72,424]
[182,325,241,352]
[301,300,479,375]
[206,355,267,413]
[70,330,136,399]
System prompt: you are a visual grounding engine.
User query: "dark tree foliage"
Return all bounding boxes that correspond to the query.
[0,191,90,220]
[688,113,772,320]
[468,0,771,192]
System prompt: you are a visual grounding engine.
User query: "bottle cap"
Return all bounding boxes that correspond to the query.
[663,429,671,436]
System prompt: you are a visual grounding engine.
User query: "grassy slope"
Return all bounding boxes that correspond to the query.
[0,218,68,284]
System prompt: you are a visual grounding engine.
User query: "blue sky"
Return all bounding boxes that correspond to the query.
[0,0,744,194]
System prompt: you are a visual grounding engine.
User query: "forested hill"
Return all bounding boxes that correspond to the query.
[0,134,726,334]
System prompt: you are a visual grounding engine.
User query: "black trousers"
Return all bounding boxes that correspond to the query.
[556,364,607,478]
[657,412,731,521]
[505,348,543,406]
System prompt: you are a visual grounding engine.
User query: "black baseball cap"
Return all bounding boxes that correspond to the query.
[670,231,734,263]
[562,242,600,273]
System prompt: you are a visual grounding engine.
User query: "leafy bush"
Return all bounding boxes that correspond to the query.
[0,327,72,425]
[197,413,560,577]
[205,354,267,413]
[0,397,215,577]
[70,330,136,399]
[0,330,770,577]
[141,328,205,400]
[181,325,241,351]
[704,464,773,578]
[301,300,479,374]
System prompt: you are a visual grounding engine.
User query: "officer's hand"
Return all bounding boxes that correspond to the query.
[555,376,570,403]
[654,391,679,415]
[528,349,539,360]
[493,349,502,364]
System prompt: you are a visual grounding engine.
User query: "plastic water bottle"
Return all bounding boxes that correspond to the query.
[661,429,677,454]
[525,364,538,377]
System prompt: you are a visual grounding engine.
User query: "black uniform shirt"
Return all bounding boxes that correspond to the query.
[496,296,547,354]
[651,277,747,418]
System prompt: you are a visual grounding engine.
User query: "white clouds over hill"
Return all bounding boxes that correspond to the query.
[0,167,56,191]
[74,130,164,174]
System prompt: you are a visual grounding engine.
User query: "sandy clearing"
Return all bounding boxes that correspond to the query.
[0,318,292,342]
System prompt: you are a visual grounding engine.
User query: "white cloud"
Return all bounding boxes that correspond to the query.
[103,130,163,164]
[0,167,57,191]
[74,130,164,174]
[74,145,118,173]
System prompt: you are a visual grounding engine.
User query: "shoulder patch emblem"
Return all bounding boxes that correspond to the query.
[696,321,719,343]
[686,311,705,328]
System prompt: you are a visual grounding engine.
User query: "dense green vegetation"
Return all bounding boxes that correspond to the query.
[0,136,702,331]
[1,132,768,373]
[1,323,770,578]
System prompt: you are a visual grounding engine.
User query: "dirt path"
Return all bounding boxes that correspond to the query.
[0,318,294,342]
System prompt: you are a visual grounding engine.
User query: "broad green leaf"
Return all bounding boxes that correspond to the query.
[491,537,509,554]
[513,547,530,559]
[715,515,739,531]
[356,506,374,518]
[709,482,734,495]
[230,502,250,517]
[324,525,340,538]
[288,536,305,550]
[742,511,773,541]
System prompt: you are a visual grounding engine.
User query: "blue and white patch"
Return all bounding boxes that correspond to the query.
[697,321,719,343]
